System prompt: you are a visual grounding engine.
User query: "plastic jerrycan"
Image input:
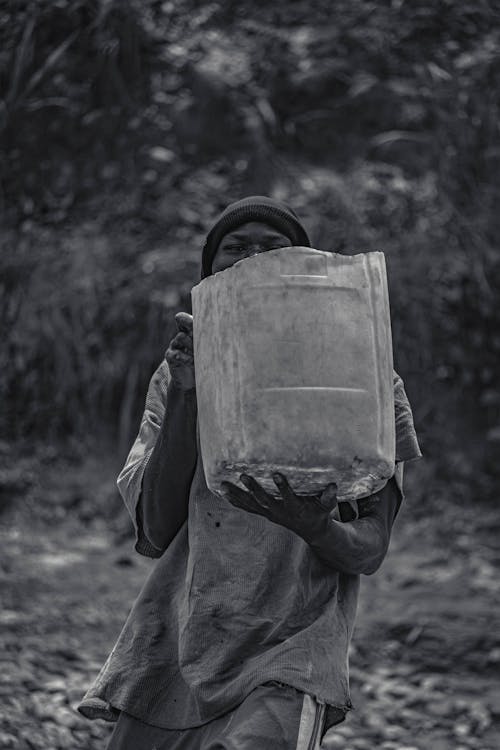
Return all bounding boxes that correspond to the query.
[190,246,395,502]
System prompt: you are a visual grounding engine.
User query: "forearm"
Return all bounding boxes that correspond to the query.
[302,478,400,576]
[304,514,388,575]
[140,381,198,550]
[221,461,403,576]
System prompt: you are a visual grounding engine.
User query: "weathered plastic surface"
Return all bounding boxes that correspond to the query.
[191,247,395,501]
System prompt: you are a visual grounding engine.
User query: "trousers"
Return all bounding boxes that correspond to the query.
[105,681,329,750]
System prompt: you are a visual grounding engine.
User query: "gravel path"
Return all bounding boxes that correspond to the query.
[1,466,498,750]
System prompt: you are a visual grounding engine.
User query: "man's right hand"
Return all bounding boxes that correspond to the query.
[165,312,196,391]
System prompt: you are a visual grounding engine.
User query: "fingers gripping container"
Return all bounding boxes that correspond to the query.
[190,247,395,502]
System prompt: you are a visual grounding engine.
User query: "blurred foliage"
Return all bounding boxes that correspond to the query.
[1,0,499,491]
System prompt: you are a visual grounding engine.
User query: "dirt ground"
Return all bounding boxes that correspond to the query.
[1,454,499,750]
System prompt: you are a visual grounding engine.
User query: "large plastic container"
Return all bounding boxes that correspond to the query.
[191,246,395,501]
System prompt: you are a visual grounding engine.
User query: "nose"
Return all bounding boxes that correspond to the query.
[246,245,265,258]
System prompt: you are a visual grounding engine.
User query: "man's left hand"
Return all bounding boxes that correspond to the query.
[219,472,337,542]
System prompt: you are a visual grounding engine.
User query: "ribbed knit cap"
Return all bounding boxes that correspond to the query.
[201,195,311,279]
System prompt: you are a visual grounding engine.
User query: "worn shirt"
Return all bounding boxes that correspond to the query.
[77,360,422,730]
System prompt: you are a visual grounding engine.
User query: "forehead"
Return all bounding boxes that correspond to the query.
[220,221,288,241]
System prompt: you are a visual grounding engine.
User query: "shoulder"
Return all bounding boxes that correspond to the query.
[145,358,171,415]
[149,358,171,394]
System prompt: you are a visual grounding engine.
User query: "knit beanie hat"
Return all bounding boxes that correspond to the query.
[200,195,311,279]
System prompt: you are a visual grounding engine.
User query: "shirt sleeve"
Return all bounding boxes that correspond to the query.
[116,359,170,558]
[394,369,422,463]
[343,370,421,522]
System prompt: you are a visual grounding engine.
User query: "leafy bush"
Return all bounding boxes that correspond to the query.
[1,0,499,486]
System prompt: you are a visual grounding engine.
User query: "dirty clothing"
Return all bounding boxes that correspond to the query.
[106,680,329,750]
[77,359,421,732]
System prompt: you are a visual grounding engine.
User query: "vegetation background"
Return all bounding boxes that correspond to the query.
[1,1,499,749]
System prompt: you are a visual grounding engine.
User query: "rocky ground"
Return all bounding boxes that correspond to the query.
[0,454,499,750]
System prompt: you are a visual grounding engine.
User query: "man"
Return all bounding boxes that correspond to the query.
[78,195,422,749]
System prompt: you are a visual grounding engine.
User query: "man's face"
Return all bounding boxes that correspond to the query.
[211,221,292,274]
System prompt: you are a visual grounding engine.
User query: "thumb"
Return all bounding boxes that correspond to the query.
[175,312,193,335]
[318,482,338,510]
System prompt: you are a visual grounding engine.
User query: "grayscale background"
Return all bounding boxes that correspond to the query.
[1,1,499,748]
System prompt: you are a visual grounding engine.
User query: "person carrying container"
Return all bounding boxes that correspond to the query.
[78,195,422,750]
